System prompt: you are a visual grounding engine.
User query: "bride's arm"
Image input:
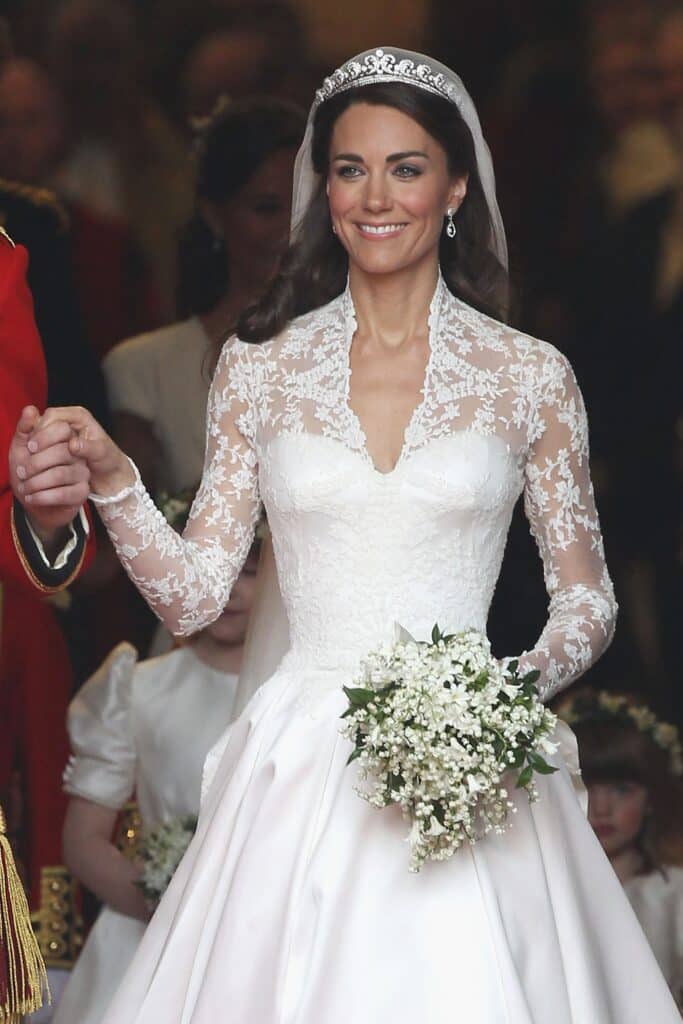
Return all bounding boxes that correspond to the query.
[518,349,617,701]
[21,341,261,636]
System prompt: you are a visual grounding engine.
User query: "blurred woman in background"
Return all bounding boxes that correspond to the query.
[103,95,305,506]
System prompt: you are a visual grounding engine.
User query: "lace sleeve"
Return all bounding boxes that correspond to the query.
[95,340,261,636]
[518,348,617,701]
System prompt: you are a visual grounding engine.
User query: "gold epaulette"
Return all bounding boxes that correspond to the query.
[0,178,69,233]
[0,225,15,247]
[30,866,83,970]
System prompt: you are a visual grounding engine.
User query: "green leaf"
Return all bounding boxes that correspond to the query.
[516,765,533,789]
[521,669,540,685]
[346,747,362,765]
[527,753,557,775]
[431,624,442,644]
[342,686,375,707]
[509,747,526,769]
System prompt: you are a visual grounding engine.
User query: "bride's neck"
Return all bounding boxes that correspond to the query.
[348,259,440,348]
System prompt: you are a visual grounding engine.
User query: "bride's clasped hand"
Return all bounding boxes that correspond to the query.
[14,405,132,505]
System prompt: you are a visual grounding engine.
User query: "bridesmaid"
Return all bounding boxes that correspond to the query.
[51,540,259,1024]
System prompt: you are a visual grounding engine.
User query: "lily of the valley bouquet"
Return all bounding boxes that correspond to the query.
[341,625,559,872]
[135,815,197,902]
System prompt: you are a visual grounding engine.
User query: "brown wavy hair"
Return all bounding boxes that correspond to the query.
[567,689,683,872]
[235,81,509,344]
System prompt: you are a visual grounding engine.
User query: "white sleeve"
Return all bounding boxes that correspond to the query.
[63,642,138,809]
[519,349,617,701]
[94,339,261,636]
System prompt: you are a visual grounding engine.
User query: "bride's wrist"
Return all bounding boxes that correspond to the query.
[89,456,140,504]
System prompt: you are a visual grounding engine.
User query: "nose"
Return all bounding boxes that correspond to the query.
[588,785,612,818]
[362,170,392,213]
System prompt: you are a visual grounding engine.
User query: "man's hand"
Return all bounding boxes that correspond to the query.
[9,405,90,540]
[26,405,133,497]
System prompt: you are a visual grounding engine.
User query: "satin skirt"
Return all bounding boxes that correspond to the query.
[100,665,680,1023]
[52,908,145,1024]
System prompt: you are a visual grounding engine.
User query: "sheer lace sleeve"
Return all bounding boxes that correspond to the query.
[518,348,617,701]
[95,340,261,636]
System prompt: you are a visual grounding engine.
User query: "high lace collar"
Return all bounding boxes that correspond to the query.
[340,271,448,349]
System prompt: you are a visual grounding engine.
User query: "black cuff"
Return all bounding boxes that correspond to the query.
[11,500,87,592]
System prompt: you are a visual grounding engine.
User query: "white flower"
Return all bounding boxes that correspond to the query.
[137,816,197,901]
[341,625,557,871]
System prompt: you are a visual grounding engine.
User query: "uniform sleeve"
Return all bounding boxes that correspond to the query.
[0,241,94,590]
[519,349,617,701]
[63,642,138,809]
[94,339,261,636]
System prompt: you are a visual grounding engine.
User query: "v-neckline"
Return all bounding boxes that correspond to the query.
[341,276,444,477]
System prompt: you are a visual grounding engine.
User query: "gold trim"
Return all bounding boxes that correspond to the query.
[0,225,15,247]
[30,866,83,970]
[10,505,86,594]
[115,802,143,861]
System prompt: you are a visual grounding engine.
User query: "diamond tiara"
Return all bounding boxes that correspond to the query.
[314,49,461,110]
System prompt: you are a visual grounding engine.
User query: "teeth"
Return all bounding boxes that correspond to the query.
[360,224,406,235]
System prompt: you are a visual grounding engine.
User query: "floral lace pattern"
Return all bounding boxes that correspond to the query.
[96,276,616,701]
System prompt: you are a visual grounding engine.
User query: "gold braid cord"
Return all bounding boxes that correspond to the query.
[0,806,49,1022]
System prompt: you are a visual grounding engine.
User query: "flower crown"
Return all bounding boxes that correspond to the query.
[314,49,462,110]
[557,690,683,777]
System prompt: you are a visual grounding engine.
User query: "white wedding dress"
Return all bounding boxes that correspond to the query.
[97,277,679,1022]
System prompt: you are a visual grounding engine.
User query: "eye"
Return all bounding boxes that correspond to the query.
[336,164,363,179]
[393,164,423,178]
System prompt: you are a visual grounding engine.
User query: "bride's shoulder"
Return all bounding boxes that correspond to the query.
[236,293,346,365]
[446,295,576,381]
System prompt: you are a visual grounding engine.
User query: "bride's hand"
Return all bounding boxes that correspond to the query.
[23,405,135,501]
[10,405,91,533]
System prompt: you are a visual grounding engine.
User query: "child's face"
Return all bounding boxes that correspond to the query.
[587,780,649,858]
[203,547,260,647]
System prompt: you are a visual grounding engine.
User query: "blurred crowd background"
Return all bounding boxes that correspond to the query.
[0,0,682,1016]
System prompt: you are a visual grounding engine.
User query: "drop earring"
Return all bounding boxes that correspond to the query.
[446,208,456,239]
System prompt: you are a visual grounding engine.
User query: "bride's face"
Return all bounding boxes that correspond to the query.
[326,102,466,277]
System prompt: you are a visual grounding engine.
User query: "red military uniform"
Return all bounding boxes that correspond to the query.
[0,230,93,974]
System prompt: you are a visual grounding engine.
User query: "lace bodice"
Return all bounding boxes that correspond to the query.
[95,278,616,701]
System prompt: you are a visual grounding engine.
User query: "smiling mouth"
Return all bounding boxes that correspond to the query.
[356,223,408,238]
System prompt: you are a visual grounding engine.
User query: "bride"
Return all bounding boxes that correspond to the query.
[14,47,679,1023]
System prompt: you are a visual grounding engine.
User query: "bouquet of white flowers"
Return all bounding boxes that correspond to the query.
[135,816,197,902]
[341,625,559,872]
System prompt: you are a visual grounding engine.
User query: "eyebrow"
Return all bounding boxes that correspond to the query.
[332,150,430,163]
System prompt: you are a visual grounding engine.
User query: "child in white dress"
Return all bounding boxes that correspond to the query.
[51,544,259,1024]
[558,688,683,1010]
